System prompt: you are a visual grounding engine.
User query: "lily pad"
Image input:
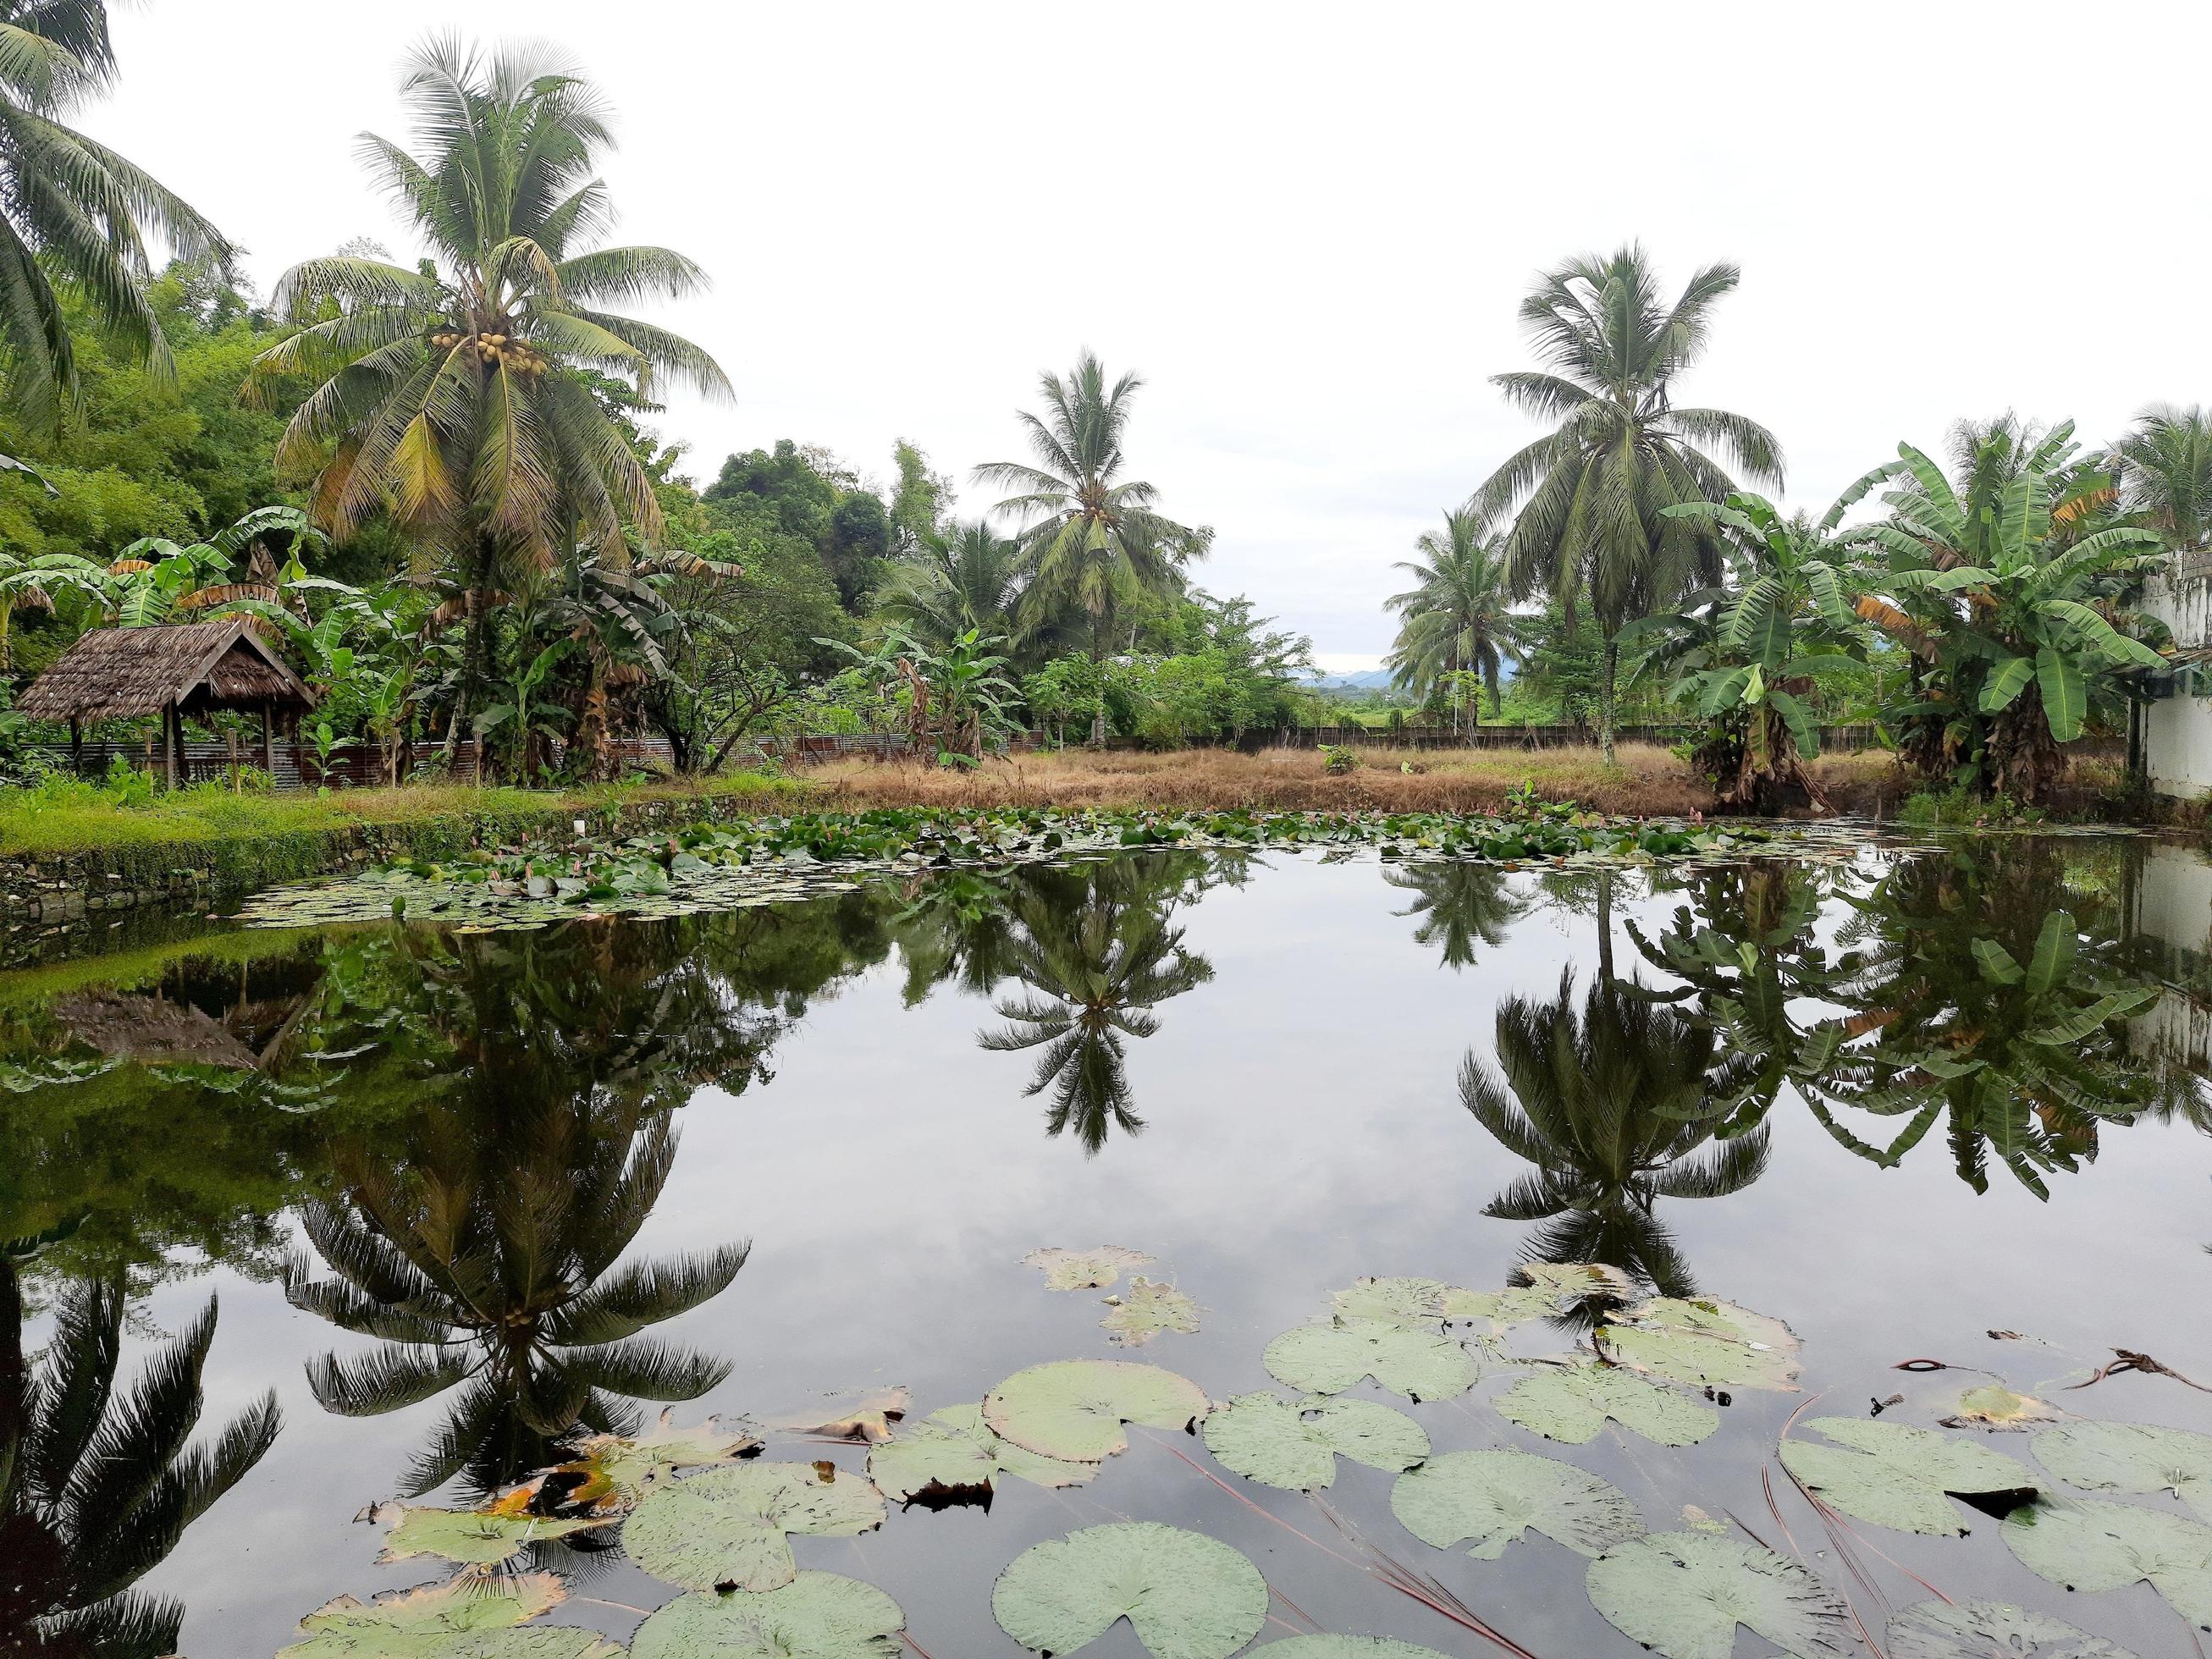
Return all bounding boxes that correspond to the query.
[1604,1296,1801,1392]
[2034,1421,2212,1520]
[867,1403,1095,1502]
[622,1461,886,1592]
[1778,1419,2037,1535]
[1263,1317,1477,1401]
[992,1522,1269,1659]
[1201,1392,1429,1491]
[782,1386,907,1444]
[1251,1643,1452,1658]
[1586,1532,1852,1659]
[630,1571,904,1659]
[1023,1245,1153,1290]
[1498,1364,1718,1447]
[1514,1261,1639,1302]
[367,1500,612,1565]
[984,1359,1210,1462]
[1942,1385,2064,1432]
[555,1409,763,1508]
[1390,1448,1643,1560]
[276,1574,612,1658]
[1887,1598,2137,1658]
[1102,1277,1201,1346]
[2003,1496,2212,1629]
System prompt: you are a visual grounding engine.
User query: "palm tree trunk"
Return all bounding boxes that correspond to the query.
[1599,635,1619,766]
[1089,611,1108,748]
[1597,870,1616,984]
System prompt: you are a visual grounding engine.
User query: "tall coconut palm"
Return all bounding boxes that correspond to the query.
[1460,967,1767,1298]
[1383,510,1520,726]
[2112,403,2212,551]
[872,521,1023,650]
[249,39,731,739]
[0,1,235,432]
[974,352,1210,743]
[1469,246,1783,763]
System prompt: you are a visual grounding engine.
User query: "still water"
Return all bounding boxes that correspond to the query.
[3,832,2209,1656]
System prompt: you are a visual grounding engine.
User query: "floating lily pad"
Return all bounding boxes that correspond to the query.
[1390,1448,1643,1560]
[630,1570,904,1659]
[1263,1317,1477,1401]
[555,1410,763,1508]
[366,1500,611,1565]
[1604,1296,1801,1392]
[782,1386,908,1444]
[867,1403,1095,1502]
[1886,1598,2136,1658]
[1497,1364,1718,1447]
[984,1359,1210,1462]
[1250,1642,1452,1658]
[1325,1276,1478,1327]
[1942,1386,2064,1432]
[2035,1421,2212,1519]
[622,1462,886,1592]
[1514,1261,1639,1302]
[1201,1392,1428,1491]
[2003,1497,2212,1629]
[1102,1277,1201,1346]
[276,1574,610,1658]
[1024,1244,1154,1291]
[992,1522,1269,1659]
[1586,1532,1852,1658]
[1778,1419,2037,1535]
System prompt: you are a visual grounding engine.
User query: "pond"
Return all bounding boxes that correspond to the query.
[3,830,2209,1657]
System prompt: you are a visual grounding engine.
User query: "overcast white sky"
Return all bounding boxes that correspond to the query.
[84,2,2212,670]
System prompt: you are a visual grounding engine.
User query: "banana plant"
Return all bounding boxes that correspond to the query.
[472,638,574,782]
[103,505,334,629]
[0,550,107,669]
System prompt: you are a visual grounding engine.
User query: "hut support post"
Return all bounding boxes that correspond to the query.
[227,726,240,793]
[162,703,177,791]
[261,701,274,779]
[68,718,80,778]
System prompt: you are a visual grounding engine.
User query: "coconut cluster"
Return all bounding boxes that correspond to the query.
[428,328,551,376]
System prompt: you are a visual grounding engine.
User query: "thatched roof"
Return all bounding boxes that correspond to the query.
[49,991,261,1069]
[17,619,316,723]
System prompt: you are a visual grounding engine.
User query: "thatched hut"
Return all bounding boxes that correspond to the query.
[18,618,317,785]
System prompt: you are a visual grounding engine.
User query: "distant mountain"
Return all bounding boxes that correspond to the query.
[1299,667,1395,691]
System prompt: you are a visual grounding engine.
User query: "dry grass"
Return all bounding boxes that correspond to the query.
[801,744,1906,817]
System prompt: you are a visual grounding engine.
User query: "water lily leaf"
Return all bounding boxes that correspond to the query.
[622,1462,886,1592]
[1102,1277,1201,1346]
[867,1403,1095,1502]
[984,1359,1210,1462]
[1390,1448,1643,1560]
[276,1574,613,1657]
[1586,1532,1852,1658]
[1514,1261,1639,1302]
[1201,1392,1428,1491]
[781,1386,908,1444]
[1263,1317,1477,1401]
[556,1410,762,1508]
[1942,1386,2064,1432]
[630,1571,903,1659]
[1250,1642,1451,1658]
[2004,1497,2212,1629]
[1604,1296,1801,1391]
[2035,1421,2212,1519]
[1023,1244,1153,1290]
[1498,1364,1718,1447]
[366,1500,612,1565]
[1887,1598,2137,1658]
[1779,1419,2037,1535]
[991,1521,1269,1659]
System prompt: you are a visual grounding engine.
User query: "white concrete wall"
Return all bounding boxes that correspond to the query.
[2143,567,2212,798]
[2127,842,2212,1073]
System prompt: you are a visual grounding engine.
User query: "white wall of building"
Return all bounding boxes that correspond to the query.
[2143,567,2212,798]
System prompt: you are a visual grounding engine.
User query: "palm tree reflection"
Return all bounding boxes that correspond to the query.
[1384,864,1530,969]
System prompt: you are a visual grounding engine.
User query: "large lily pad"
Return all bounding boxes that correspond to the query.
[2003,1496,2212,1628]
[1498,1364,1718,1447]
[2034,1421,2212,1520]
[622,1462,886,1592]
[1586,1532,1852,1659]
[276,1574,613,1658]
[1604,1296,1801,1391]
[984,1359,1210,1462]
[630,1571,904,1659]
[1390,1448,1643,1560]
[1263,1317,1477,1401]
[554,1410,763,1510]
[991,1522,1269,1659]
[867,1403,1095,1502]
[1023,1244,1153,1290]
[367,1500,611,1565]
[1887,1598,2136,1658]
[1326,1276,1494,1327]
[1251,1643,1452,1658]
[1102,1277,1201,1346]
[1201,1392,1428,1491]
[1778,1419,2036,1535]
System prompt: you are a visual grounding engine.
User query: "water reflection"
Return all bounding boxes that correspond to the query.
[1383,863,1531,969]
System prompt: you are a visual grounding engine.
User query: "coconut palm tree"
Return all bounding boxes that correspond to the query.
[974,352,1210,743]
[2112,404,2212,551]
[1383,510,1520,726]
[1469,246,1783,763]
[873,521,1023,650]
[0,1,234,432]
[1460,967,1767,1298]
[1,1254,279,1658]
[248,39,731,739]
